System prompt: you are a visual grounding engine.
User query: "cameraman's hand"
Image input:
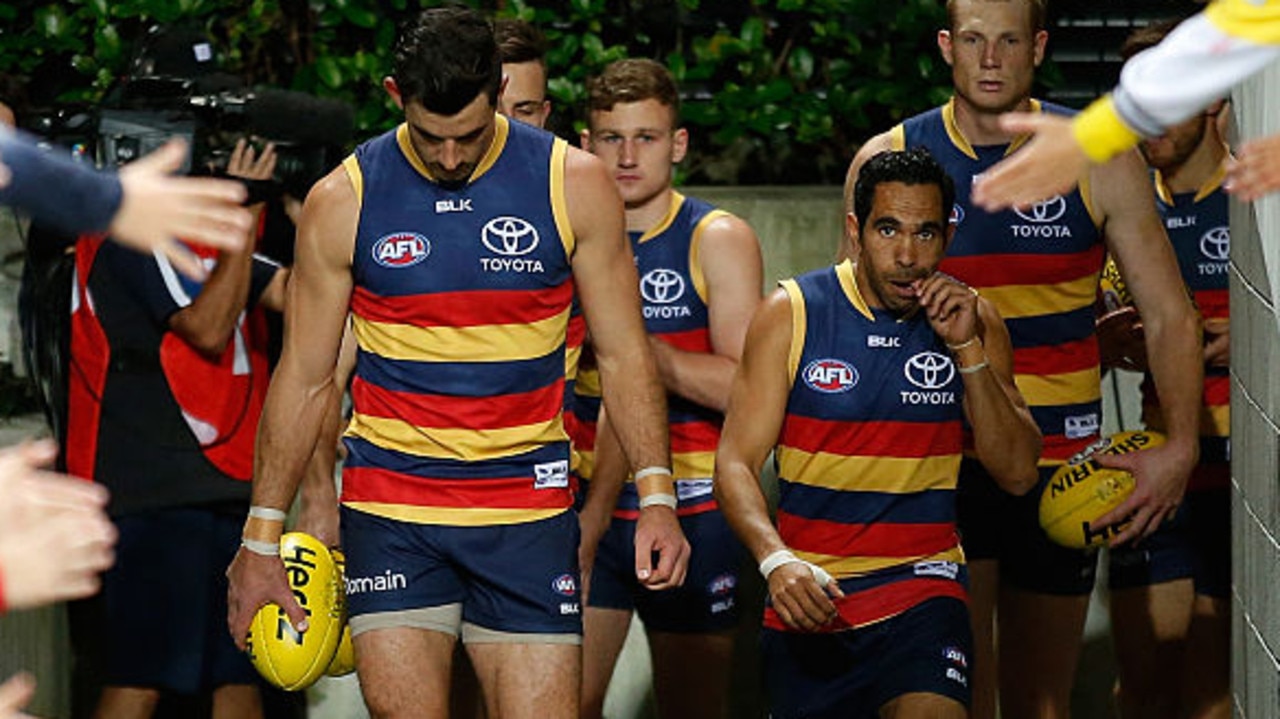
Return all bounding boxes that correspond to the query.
[227,139,276,184]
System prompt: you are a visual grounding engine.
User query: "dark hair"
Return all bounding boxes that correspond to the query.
[586,58,680,126]
[1120,17,1185,61]
[392,6,502,115]
[853,148,955,229]
[494,18,546,66]
[947,0,1047,34]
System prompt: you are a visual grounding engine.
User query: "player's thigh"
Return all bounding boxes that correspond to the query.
[581,606,633,717]
[880,692,967,719]
[467,641,581,719]
[996,587,1090,717]
[354,626,456,719]
[647,630,735,719]
[1109,579,1194,671]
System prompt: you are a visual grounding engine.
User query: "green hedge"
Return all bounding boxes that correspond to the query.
[0,0,958,184]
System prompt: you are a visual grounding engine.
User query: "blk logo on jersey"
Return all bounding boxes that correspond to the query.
[902,352,956,405]
[373,232,431,268]
[480,216,544,272]
[867,334,901,348]
[1011,195,1072,239]
[435,198,473,213]
[803,358,858,394]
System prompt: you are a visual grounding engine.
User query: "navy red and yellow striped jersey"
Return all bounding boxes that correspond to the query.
[1141,163,1230,489]
[569,192,728,518]
[341,114,577,527]
[766,260,967,632]
[896,99,1105,465]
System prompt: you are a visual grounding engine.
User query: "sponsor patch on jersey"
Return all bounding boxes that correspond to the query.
[1064,413,1099,440]
[913,560,959,579]
[534,460,570,489]
[707,573,737,597]
[802,358,859,394]
[372,232,431,268]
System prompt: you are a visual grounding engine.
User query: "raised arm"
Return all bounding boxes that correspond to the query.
[225,164,357,647]
[648,213,762,411]
[915,276,1040,494]
[1089,151,1202,544]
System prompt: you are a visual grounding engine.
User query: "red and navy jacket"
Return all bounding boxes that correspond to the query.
[66,234,278,514]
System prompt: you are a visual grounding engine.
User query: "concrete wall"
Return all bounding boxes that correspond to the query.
[1229,59,1280,719]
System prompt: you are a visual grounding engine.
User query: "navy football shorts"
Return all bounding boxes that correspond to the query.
[341,506,583,639]
[760,597,973,718]
[1109,482,1229,598]
[957,459,1099,595]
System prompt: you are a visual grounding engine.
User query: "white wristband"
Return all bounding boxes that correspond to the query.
[758,549,800,579]
[241,538,280,557]
[758,549,834,586]
[638,492,678,510]
[248,506,287,522]
[634,466,674,481]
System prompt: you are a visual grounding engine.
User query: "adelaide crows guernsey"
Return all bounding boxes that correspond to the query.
[570,192,728,518]
[1142,164,1230,488]
[342,114,577,527]
[767,260,967,631]
[896,99,1105,464]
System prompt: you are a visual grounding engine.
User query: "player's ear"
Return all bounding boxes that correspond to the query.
[845,212,861,249]
[1032,29,1048,67]
[579,128,592,151]
[938,30,955,66]
[671,127,689,164]
[383,77,404,110]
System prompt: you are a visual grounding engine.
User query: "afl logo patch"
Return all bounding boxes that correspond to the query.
[373,232,431,268]
[802,358,858,394]
[551,574,578,597]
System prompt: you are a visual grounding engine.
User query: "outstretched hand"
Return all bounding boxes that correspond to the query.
[0,440,116,611]
[970,113,1091,212]
[1225,133,1280,201]
[111,139,253,280]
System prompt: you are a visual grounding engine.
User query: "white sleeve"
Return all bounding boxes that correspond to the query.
[1115,12,1280,136]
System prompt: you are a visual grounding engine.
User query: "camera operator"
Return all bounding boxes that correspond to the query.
[63,137,288,719]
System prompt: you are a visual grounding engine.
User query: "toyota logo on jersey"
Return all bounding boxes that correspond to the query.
[640,269,686,304]
[482,216,540,256]
[373,232,431,268]
[802,358,859,394]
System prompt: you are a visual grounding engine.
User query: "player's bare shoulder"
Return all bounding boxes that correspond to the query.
[297,163,360,266]
[561,143,625,244]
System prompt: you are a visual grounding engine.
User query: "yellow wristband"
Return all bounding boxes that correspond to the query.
[1072,95,1143,165]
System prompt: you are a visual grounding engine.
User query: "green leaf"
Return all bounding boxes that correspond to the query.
[343,6,378,29]
[35,6,69,39]
[787,46,814,82]
[739,16,764,49]
[314,56,344,89]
